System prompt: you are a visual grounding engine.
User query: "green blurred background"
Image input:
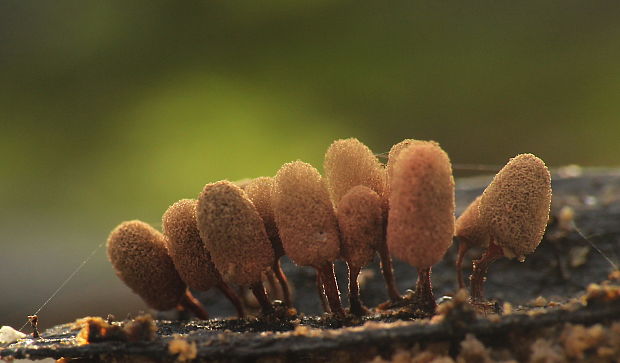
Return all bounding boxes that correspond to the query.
[1,1,619,329]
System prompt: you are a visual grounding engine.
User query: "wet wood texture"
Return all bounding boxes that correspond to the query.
[2,168,620,362]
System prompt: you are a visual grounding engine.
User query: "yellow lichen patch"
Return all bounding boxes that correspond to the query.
[533,296,548,307]
[585,283,620,303]
[526,308,547,317]
[358,320,415,332]
[502,302,513,315]
[74,317,125,345]
[560,301,583,313]
[486,315,501,323]
[74,315,155,345]
[430,315,445,325]
[608,269,620,281]
[529,339,565,363]
[368,343,453,363]
[275,324,329,339]
[168,335,197,362]
[560,324,606,360]
[597,346,615,358]
[363,320,620,362]
[457,334,492,363]
[293,325,310,336]
[124,314,156,342]
[280,320,421,341]
[432,358,457,363]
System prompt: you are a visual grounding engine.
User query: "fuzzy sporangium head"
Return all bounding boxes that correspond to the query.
[244,176,284,257]
[387,139,421,183]
[337,185,383,269]
[162,199,222,291]
[455,196,490,249]
[479,153,552,260]
[107,220,186,311]
[387,141,455,269]
[385,139,432,199]
[272,161,340,267]
[196,181,275,286]
[324,138,385,205]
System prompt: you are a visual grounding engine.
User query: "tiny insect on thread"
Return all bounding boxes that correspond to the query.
[27,315,39,338]
[19,240,106,332]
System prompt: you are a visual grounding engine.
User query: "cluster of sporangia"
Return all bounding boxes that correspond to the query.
[107,138,552,319]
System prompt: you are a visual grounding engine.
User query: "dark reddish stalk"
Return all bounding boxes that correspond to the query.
[217,282,245,318]
[470,242,504,301]
[178,290,209,320]
[266,268,277,288]
[414,267,436,312]
[378,238,401,302]
[265,268,279,298]
[316,273,331,313]
[317,263,345,317]
[272,260,292,307]
[347,264,369,316]
[250,281,274,315]
[455,237,469,290]
[378,219,401,302]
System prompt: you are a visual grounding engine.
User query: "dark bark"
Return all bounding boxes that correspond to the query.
[3,169,620,362]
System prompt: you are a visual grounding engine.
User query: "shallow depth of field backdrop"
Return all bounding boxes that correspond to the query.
[1,1,620,329]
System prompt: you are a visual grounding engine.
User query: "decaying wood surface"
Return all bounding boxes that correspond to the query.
[2,167,620,362]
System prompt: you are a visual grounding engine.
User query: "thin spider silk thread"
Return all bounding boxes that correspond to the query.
[19,240,106,332]
[571,221,619,271]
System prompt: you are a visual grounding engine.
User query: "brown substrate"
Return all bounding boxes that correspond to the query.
[2,167,620,362]
[2,287,620,362]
